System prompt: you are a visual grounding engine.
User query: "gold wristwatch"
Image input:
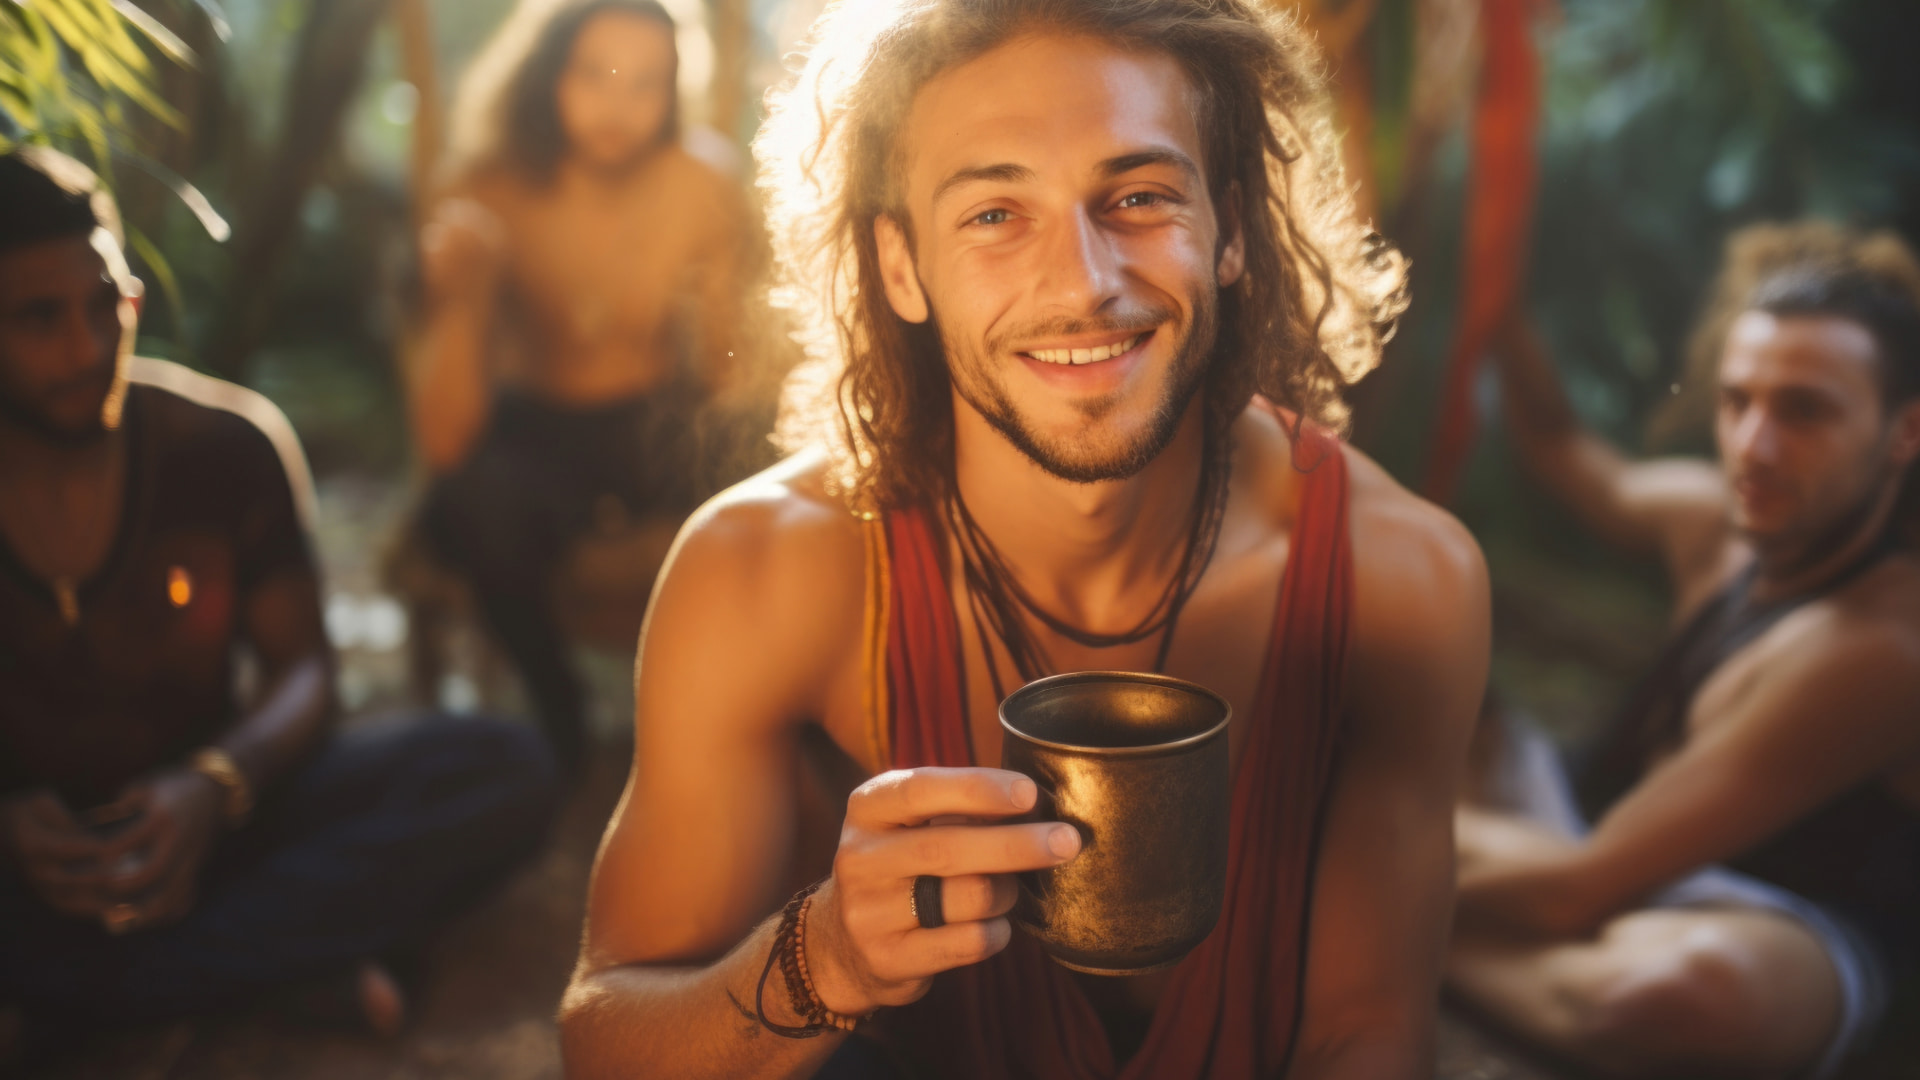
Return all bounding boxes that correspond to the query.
[188,747,254,828]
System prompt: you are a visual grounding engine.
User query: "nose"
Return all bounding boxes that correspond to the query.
[1033,205,1122,317]
[59,300,123,379]
[1727,404,1782,468]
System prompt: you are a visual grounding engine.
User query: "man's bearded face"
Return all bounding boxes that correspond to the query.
[1716,310,1916,563]
[0,232,132,444]
[877,32,1242,483]
[935,281,1218,483]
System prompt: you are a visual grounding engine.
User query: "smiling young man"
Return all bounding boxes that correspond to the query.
[1451,224,1920,1077]
[560,1,1487,1077]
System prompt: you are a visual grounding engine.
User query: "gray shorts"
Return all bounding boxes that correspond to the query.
[1485,719,1889,1080]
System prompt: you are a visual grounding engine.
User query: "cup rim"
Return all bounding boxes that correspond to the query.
[998,670,1232,756]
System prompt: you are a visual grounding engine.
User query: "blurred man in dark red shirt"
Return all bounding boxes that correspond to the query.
[0,148,557,1064]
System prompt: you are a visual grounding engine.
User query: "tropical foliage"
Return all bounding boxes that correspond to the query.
[1,0,232,324]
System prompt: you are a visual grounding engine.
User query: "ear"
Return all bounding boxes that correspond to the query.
[1214,187,1245,289]
[874,214,930,324]
[1890,397,1920,468]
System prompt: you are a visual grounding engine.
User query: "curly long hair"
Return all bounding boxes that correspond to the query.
[445,0,680,186]
[1653,222,1920,442]
[758,0,1410,510]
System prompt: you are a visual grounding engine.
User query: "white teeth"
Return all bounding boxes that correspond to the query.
[1028,334,1141,365]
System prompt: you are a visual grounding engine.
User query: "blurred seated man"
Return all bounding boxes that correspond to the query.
[1451,223,1920,1078]
[0,148,558,1063]
[409,0,753,770]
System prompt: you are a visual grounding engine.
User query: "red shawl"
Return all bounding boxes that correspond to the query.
[872,428,1353,1078]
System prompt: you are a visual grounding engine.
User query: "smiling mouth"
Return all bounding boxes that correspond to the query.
[1022,333,1146,366]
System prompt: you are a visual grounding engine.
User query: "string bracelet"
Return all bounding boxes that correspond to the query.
[754,880,870,1038]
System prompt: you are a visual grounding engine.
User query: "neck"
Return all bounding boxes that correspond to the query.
[1748,473,1903,603]
[558,149,660,193]
[950,398,1207,631]
[0,414,118,488]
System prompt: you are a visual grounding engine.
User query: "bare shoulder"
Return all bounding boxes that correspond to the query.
[1778,553,1920,697]
[642,450,868,723]
[1341,441,1491,643]
[1336,441,1491,756]
[1233,408,1488,735]
[651,145,749,223]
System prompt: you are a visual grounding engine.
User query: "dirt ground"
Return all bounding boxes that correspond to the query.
[21,476,1572,1080]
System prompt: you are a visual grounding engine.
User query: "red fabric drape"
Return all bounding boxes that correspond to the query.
[1423,0,1544,504]
[874,427,1355,1078]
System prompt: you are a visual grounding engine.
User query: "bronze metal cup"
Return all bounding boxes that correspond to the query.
[999,671,1231,976]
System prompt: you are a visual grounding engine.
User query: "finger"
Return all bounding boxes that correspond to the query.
[884,917,1013,982]
[32,854,118,886]
[848,768,1038,828]
[101,810,166,861]
[85,789,148,825]
[108,846,169,896]
[901,873,1017,929]
[41,881,111,919]
[16,822,110,864]
[862,821,1080,879]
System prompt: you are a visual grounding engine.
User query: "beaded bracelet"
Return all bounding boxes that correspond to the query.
[754,880,870,1038]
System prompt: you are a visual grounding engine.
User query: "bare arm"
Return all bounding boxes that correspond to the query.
[217,570,336,787]
[559,474,1077,1078]
[1457,613,1920,938]
[1290,457,1490,1078]
[408,198,507,472]
[1493,317,1728,583]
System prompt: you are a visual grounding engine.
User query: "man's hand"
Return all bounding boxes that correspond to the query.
[803,767,1082,1016]
[106,769,224,929]
[420,198,508,305]
[0,789,126,918]
[1453,805,1593,939]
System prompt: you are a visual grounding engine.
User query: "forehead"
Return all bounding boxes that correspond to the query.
[898,32,1201,201]
[0,235,109,305]
[568,11,674,68]
[1720,310,1881,398]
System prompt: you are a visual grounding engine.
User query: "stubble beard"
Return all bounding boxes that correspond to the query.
[1736,439,1904,575]
[939,288,1219,485]
[0,366,118,448]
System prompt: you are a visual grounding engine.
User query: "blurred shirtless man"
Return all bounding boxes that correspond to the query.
[559,1,1490,1077]
[411,0,751,768]
[1452,225,1920,1077]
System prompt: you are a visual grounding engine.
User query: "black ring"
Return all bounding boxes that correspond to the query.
[913,874,945,929]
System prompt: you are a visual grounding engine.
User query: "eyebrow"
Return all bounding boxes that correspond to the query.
[931,163,1035,207]
[929,147,1201,208]
[1100,148,1200,183]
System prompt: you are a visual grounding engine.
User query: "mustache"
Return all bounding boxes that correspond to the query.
[49,363,117,399]
[989,307,1175,354]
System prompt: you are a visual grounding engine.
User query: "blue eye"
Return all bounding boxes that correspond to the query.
[972,208,1010,227]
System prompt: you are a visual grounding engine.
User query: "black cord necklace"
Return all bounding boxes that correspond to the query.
[945,429,1232,715]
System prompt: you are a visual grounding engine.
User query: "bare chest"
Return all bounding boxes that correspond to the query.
[947,536,1292,780]
[498,180,710,351]
[0,452,125,587]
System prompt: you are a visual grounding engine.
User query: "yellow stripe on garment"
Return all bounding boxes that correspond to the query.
[861,514,892,773]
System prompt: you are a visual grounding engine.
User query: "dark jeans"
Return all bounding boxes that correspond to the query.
[421,390,701,769]
[0,713,558,1028]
